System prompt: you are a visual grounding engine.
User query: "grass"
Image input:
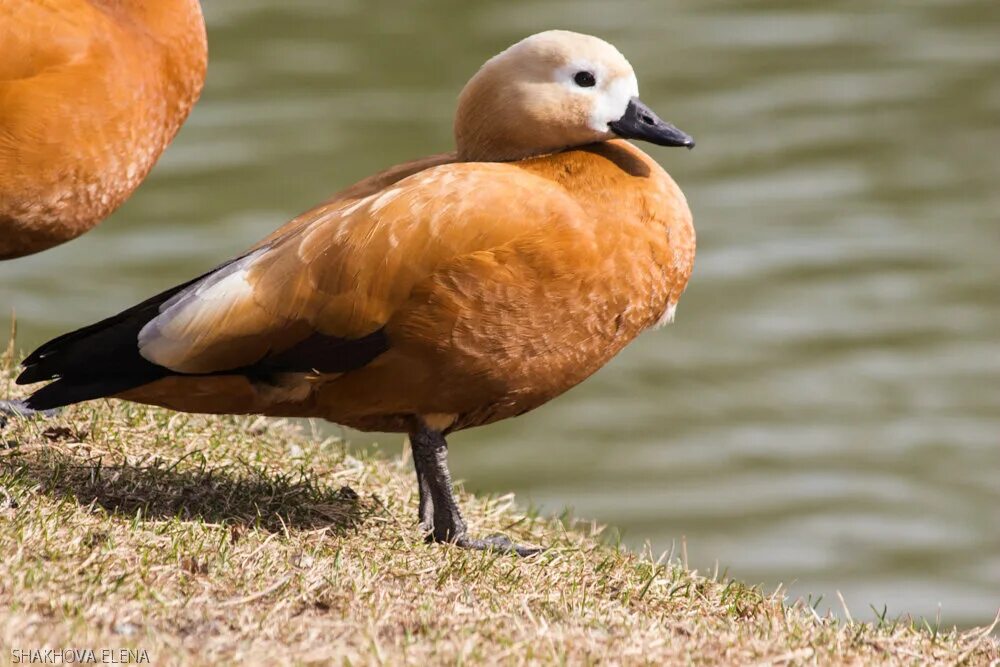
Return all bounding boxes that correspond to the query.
[1,345,998,665]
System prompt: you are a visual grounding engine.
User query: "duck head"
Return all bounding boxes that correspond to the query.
[454,30,694,162]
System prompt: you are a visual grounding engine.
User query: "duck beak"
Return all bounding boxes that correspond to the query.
[608,97,695,149]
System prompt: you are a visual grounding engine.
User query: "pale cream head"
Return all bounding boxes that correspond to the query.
[454,30,640,162]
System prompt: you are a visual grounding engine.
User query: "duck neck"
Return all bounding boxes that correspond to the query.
[454,111,556,163]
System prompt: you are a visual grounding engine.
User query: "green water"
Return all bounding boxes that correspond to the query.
[2,0,998,627]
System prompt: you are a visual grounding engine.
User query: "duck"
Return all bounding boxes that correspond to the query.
[5,30,695,555]
[0,0,208,260]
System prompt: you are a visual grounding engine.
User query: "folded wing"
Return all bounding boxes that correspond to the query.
[18,163,585,410]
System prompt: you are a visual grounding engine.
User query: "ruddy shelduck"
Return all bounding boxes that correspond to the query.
[6,31,695,555]
[0,0,207,259]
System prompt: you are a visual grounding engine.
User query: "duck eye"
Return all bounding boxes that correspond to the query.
[573,71,596,88]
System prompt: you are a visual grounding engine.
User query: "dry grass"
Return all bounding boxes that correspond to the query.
[1,349,997,665]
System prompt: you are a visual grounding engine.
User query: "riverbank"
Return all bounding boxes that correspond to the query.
[1,356,997,665]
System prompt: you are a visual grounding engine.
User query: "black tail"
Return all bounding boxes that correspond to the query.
[16,265,225,411]
[19,376,165,412]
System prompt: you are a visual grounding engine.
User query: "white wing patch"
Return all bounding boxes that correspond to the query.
[138,249,264,370]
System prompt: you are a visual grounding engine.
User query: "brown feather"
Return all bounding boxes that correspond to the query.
[121,140,695,432]
[0,0,207,259]
[27,30,697,437]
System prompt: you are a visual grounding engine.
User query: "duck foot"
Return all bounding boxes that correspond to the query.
[0,399,60,427]
[411,424,542,558]
[454,533,543,557]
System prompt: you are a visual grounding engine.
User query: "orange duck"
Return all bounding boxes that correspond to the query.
[7,31,695,555]
[0,0,207,259]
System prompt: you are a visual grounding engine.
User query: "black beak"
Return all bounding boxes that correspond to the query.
[608,97,694,149]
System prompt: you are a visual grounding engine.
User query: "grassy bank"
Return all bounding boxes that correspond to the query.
[1,354,997,665]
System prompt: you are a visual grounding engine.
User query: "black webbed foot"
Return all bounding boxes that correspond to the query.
[454,533,543,557]
[410,424,543,558]
[0,399,59,428]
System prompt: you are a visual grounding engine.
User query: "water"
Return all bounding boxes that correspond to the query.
[2,0,998,628]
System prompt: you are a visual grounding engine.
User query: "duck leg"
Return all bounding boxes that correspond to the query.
[413,447,435,533]
[410,424,541,557]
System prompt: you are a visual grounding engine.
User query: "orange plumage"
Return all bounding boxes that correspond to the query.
[117,141,693,433]
[11,30,695,554]
[0,0,207,259]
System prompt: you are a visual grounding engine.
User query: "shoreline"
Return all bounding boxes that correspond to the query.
[1,358,997,665]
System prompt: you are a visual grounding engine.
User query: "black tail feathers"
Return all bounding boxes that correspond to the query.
[13,271,208,410]
[21,374,164,412]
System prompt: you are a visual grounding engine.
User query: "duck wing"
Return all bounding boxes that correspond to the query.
[17,163,586,411]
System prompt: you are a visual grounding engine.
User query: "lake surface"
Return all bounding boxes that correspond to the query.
[2,0,998,628]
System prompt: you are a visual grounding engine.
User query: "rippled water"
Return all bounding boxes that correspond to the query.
[2,0,998,627]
